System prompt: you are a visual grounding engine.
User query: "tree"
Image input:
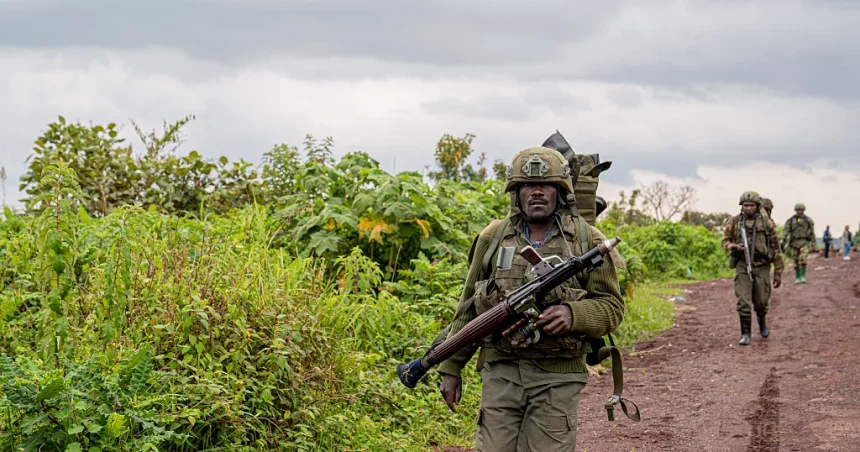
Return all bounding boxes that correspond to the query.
[604,189,654,227]
[492,159,507,181]
[20,116,136,217]
[21,115,261,216]
[428,133,487,182]
[262,143,301,202]
[638,180,696,221]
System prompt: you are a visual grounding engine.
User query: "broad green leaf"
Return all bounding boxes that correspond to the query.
[36,378,64,402]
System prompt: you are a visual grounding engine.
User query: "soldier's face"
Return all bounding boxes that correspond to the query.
[519,183,557,221]
[742,202,758,217]
[796,209,804,215]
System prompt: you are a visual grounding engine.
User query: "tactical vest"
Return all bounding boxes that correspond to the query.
[787,215,813,247]
[471,215,590,359]
[733,214,774,265]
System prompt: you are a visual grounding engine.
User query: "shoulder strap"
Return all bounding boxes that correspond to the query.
[481,217,511,278]
[573,215,593,287]
[578,214,590,256]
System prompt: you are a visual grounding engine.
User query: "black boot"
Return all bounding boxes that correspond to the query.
[739,316,751,346]
[758,314,770,338]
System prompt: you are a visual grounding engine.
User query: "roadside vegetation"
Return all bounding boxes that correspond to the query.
[1,116,732,451]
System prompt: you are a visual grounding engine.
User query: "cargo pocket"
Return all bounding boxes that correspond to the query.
[543,413,577,449]
[538,414,575,446]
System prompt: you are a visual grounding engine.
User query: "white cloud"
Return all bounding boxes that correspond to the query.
[1,47,858,235]
[600,162,860,235]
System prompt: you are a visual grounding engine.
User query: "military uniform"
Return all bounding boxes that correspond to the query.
[438,147,624,451]
[761,198,774,218]
[783,203,816,284]
[722,192,783,345]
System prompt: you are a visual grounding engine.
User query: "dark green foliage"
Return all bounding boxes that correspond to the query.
[2,115,731,451]
[20,115,262,217]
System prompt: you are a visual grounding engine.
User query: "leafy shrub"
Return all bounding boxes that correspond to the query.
[1,119,730,451]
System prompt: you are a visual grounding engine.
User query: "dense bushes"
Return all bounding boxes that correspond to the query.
[1,116,732,451]
[599,206,732,292]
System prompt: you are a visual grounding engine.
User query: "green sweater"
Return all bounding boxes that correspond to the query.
[437,215,625,377]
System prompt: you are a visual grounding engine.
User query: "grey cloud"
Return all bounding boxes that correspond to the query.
[422,85,590,121]
[587,53,860,100]
[0,0,619,66]
[423,96,532,121]
[3,1,859,100]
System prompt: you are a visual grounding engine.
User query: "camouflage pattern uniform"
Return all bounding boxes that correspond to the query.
[722,192,784,344]
[761,198,774,218]
[783,203,816,284]
[438,147,624,451]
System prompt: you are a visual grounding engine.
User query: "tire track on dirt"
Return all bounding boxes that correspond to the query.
[746,367,780,452]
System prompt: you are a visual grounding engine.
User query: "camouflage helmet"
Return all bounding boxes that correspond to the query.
[794,202,806,211]
[761,197,774,215]
[738,191,761,206]
[504,146,575,195]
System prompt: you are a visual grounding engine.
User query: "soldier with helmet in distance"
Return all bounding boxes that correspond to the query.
[436,146,625,450]
[722,191,784,346]
[783,203,817,284]
[760,197,774,218]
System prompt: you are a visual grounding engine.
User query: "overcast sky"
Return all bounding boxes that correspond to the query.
[1,0,858,231]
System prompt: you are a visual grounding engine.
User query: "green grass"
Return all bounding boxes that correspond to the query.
[614,282,682,350]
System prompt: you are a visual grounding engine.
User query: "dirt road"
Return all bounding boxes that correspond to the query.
[443,255,860,452]
[574,255,860,452]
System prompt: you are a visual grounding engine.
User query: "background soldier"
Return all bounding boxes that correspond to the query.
[761,197,774,218]
[783,203,816,284]
[722,191,783,345]
[437,146,624,451]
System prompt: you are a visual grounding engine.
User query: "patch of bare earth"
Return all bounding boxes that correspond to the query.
[446,254,860,451]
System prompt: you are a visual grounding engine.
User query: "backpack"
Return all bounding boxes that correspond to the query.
[542,131,612,226]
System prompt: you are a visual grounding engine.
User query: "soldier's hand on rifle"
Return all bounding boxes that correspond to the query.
[730,243,744,251]
[536,304,573,336]
[439,374,462,412]
[773,273,782,288]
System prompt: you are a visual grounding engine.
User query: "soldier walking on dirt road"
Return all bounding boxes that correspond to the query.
[782,203,817,284]
[722,191,784,345]
[436,146,625,451]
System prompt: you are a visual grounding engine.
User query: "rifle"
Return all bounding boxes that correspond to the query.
[739,220,755,282]
[396,236,621,389]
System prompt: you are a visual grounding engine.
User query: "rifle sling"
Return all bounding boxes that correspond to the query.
[598,333,641,422]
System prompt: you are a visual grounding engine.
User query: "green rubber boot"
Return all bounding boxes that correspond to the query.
[795,267,801,284]
[800,266,807,284]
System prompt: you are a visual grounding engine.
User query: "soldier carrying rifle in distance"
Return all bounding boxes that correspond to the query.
[722,191,784,346]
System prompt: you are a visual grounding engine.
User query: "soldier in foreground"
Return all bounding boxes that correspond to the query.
[722,192,783,345]
[436,146,624,450]
[782,203,816,284]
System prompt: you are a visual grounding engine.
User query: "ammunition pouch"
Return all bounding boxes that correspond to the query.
[729,250,740,269]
